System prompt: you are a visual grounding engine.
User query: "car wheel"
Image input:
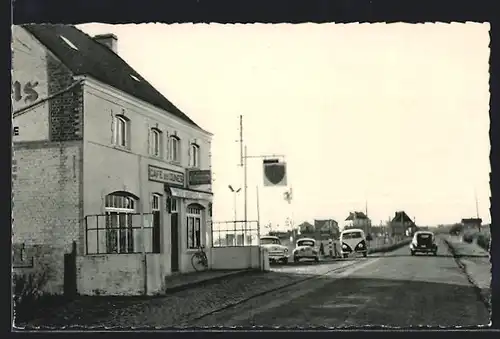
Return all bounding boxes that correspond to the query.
[363,252,367,258]
[343,254,348,259]
[282,257,289,264]
[314,256,320,263]
[293,256,299,263]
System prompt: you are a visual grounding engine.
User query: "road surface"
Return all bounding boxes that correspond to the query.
[189,238,490,328]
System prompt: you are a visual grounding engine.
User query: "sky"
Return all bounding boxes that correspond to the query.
[77,22,491,229]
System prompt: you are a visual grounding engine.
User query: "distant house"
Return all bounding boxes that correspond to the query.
[344,211,372,234]
[390,211,417,237]
[461,218,482,232]
[298,221,315,234]
[314,219,340,239]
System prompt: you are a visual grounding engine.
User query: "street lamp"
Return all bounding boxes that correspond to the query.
[229,185,242,246]
[228,185,241,222]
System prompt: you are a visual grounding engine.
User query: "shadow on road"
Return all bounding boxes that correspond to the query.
[17,261,492,329]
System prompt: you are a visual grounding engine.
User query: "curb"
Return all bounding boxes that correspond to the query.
[186,260,361,324]
[164,269,255,295]
[442,238,491,313]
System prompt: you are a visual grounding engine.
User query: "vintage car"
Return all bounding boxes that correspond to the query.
[410,231,438,256]
[340,228,367,258]
[260,236,289,264]
[292,238,320,263]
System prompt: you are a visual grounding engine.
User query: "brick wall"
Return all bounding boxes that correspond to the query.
[46,53,84,142]
[12,142,82,295]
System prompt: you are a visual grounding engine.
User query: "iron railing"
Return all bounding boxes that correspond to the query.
[85,213,157,255]
[211,220,260,247]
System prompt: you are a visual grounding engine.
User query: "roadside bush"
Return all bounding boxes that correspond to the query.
[368,238,411,254]
[449,223,463,235]
[12,269,50,323]
[476,233,491,251]
[462,233,474,243]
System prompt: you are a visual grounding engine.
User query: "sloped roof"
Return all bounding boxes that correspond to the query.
[345,211,369,221]
[391,211,414,224]
[314,219,338,232]
[22,24,205,131]
[461,218,482,224]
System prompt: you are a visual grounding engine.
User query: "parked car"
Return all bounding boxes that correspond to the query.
[340,228,367,258]
[410,231,437,256]
[260,236,289,264]
[292,238,320,263]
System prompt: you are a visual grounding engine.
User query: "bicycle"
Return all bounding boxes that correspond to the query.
[191,245,208,271]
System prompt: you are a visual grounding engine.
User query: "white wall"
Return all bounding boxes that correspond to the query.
[210,246,261,270]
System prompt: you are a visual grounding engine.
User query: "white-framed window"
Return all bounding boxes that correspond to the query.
[189,143,200,168]
[169,135,180,162]
[152,194,161,211]
[152,193,161,253]
[114,115,129,148]
[150,128,163,157]
[186,204,203,249]
[170,197,178,213]
[104,193,136,253]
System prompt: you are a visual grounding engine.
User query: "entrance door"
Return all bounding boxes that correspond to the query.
[170,198,179,272]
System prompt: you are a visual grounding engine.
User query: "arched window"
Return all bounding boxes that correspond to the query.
[186,203,204,249]
[169,135,180,162]
[150,128,163,157]
[105,192,137,253]
[114,115,130,148]
[189,143,200,168]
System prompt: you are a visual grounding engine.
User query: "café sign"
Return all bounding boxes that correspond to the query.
[188,170,212,186]
[148,165,185,186]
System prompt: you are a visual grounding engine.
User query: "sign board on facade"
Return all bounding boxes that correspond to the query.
[170,187,213,201]
[188,170,212,186]
[148,165,185,186]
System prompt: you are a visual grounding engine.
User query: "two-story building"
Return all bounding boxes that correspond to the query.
[390,211,417,238]
[344,211,371,234]
[12,24,214,296]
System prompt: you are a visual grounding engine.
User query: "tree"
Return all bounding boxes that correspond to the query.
[449,223,463,235]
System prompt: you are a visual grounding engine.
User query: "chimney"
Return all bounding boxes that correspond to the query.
[93,33,118,54]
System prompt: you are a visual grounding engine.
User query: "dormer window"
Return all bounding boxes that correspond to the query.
[169,135,180,162]
[189,143,200,168]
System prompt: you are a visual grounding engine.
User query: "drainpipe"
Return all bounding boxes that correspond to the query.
[139,155,147,296]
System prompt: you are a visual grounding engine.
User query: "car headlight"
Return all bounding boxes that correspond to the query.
[284,248,288,253]
[342,244,347,249]
[358,243,364,248]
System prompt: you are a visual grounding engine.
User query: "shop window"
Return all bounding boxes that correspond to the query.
[105,193,136,253]
[169,135,180,162]
[114,115,130,148]
[189,143,200,168]
[150,128,163,158]
[187,204,203,249]
[152,194,161,253]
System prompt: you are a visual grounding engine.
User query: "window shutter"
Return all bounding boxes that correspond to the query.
[166,132,170,160]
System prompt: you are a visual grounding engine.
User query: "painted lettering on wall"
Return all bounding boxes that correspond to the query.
[13,127,19,136]
[11,80,39,103]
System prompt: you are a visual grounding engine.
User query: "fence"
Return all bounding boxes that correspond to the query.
[85,213,156,255]
[212,220,260,247]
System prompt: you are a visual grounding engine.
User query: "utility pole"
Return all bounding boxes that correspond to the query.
[238,115,286,245]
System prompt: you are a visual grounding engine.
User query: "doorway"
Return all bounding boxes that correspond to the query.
[170,198,179,272]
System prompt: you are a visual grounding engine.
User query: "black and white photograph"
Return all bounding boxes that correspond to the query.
[11,20,492,329]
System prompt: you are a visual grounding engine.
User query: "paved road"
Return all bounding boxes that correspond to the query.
[190,238,490,328]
